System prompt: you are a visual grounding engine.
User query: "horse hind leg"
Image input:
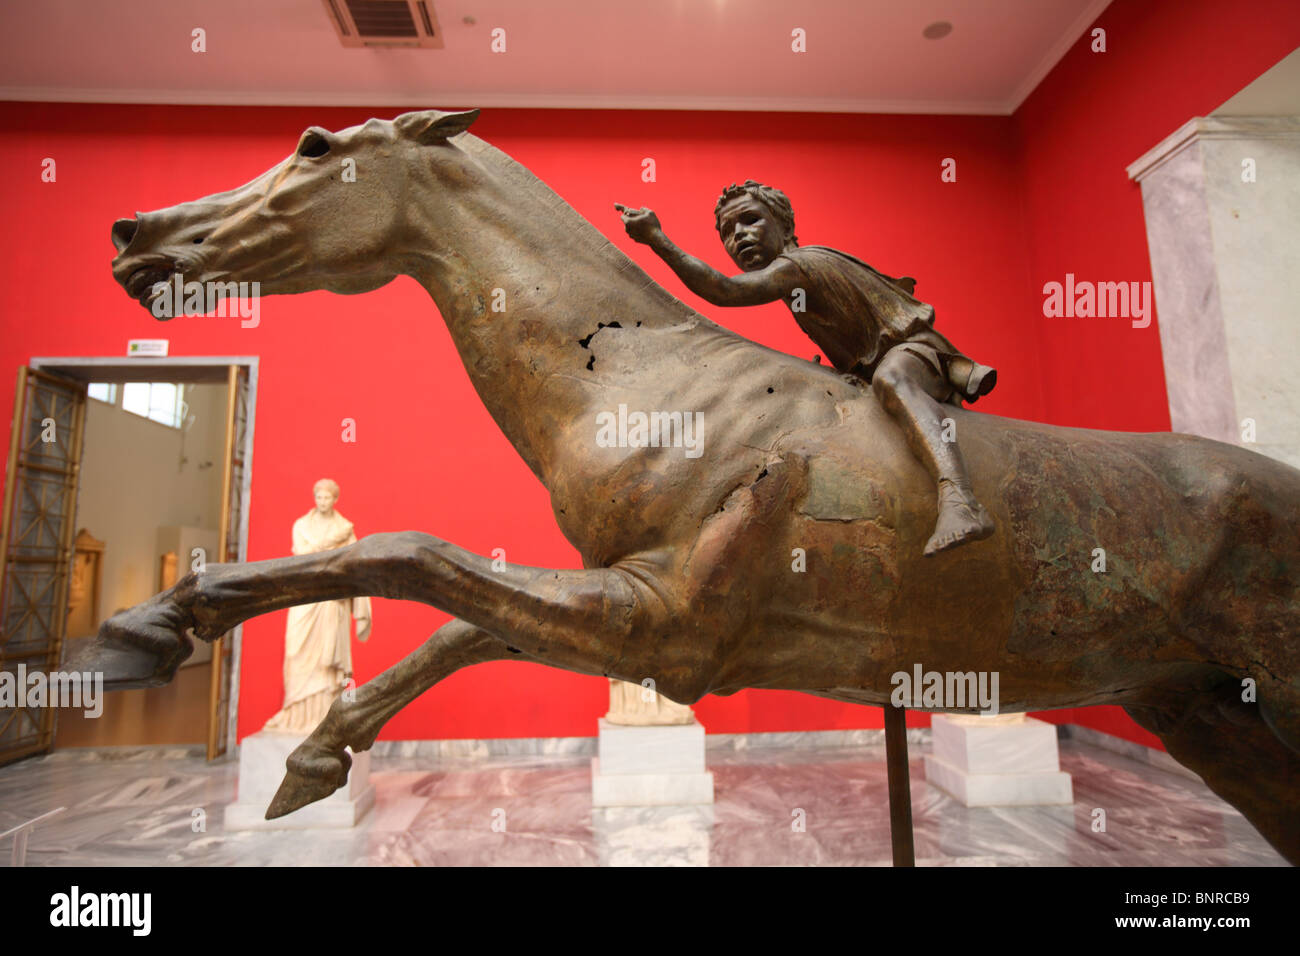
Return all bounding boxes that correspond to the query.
[1125,672,1300,864]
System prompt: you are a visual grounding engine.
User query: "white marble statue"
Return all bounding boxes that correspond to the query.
[262,479,372,734]
[605,678,694,726]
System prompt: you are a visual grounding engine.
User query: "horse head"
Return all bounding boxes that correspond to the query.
[109,108,481,315]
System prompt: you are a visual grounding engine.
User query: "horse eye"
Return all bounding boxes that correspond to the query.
[297,131,331,158]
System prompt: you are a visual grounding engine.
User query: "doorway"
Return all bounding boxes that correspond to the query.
[0,357,256,765]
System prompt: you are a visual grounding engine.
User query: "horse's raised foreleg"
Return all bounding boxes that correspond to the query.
[80,541,377,688]
[85,442,811,697]
[270,617,536,817]
[83,530,678,690]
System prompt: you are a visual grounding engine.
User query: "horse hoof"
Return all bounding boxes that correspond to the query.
[65,599,195,690]
[266,746,352,819]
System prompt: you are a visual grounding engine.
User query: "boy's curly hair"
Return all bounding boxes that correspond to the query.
[714,180,798,246]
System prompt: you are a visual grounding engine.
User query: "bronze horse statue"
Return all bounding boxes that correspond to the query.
[83,109,1299,863]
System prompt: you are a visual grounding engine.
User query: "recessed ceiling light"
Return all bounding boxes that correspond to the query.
[923,21,953,40]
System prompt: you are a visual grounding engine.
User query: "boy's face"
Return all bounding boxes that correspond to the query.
[718,196,789,272]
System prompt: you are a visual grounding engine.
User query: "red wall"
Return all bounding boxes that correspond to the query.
[1011,0,1300,745]
[1,0,1295,747]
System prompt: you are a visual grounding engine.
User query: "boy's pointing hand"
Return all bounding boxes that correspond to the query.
[614,203,663,245]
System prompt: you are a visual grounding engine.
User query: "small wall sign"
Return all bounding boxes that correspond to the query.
[127,339,169,357]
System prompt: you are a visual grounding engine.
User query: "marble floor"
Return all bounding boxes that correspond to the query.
[0,738,1286,866]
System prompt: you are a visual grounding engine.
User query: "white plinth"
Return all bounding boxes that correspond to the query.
[591,718,714,807]
[224,730,375,830]
[924,715,1073,807]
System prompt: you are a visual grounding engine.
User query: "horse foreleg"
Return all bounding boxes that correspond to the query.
[83,530,675,690]
[270,617,534,817]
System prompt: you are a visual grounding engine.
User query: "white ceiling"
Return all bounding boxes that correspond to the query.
[0,0,1112,115]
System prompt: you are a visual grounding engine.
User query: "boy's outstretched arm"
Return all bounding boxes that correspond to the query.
[614,203,798,307]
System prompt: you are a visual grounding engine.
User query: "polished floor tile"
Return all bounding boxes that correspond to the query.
[0,739,1286,866]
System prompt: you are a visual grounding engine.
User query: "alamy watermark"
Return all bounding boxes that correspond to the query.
[50,886,150,936]
[0,664,103,718]
[1042,273,1152,328]
[149,274,260,328]
[890,663,1000,715]
[595,403,703,458]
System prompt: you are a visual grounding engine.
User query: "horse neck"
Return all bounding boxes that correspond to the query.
[406,135,704,480]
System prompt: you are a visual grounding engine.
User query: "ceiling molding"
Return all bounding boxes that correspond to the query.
[0,87,1013,116]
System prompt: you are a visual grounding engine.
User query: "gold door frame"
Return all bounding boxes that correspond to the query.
[26,356,258,760]
[208,364,251,759]
[0,368,87,765]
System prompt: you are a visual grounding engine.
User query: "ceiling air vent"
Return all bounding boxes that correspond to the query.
[323,0,443,49]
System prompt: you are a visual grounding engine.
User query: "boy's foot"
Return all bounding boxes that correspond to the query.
[924,478,995,556]
[963,364,997,402]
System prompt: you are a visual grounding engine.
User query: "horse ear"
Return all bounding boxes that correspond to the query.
[396,109,481,145]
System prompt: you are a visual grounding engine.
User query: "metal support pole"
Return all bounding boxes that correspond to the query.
[883,705,915,866]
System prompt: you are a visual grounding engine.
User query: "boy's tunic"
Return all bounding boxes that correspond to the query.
[775,245,983,401]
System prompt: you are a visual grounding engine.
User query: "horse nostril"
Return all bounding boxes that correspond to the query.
[111,218,138,254]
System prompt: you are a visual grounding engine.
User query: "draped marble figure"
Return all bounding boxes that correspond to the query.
[605,678,694,726]
[262,479,372,734]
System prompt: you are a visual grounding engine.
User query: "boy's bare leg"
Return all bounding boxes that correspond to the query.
[871,349,995,556]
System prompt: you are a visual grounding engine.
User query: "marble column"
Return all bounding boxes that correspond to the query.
[1128,116,1300,468]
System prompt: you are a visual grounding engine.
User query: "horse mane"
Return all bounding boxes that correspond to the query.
[458,132,733,335]
[452,132,845,389]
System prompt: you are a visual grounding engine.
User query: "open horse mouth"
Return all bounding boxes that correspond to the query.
[123,263,178,312]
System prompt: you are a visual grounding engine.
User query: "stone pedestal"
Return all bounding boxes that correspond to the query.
[924,715,1072,807]
[591,718,714,807]
[224,730,375,830]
